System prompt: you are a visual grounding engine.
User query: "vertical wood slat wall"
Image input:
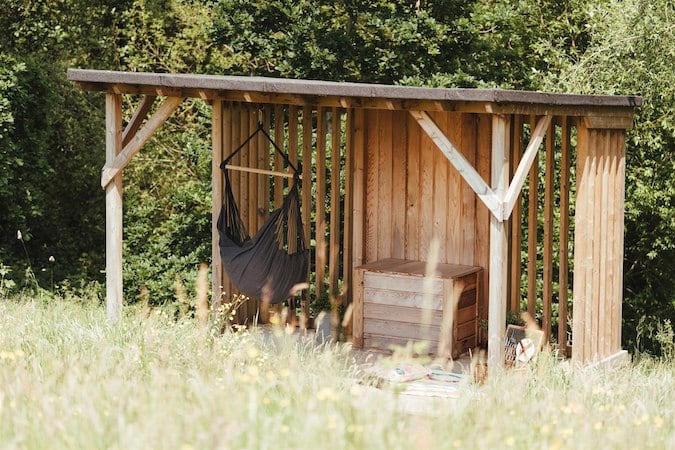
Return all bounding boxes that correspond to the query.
[211,102,625,364]
[213,102,351,324]
[572,123,626,363]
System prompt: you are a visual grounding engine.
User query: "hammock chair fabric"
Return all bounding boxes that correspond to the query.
[217,123,309,305]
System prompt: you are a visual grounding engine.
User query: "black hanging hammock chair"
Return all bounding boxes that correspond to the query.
[217,122,309,305]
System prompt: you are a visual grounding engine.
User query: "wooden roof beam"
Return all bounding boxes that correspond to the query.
[101,96,184,188]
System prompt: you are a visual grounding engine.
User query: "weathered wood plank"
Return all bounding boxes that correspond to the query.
[329,108,342,298]
[543,119,555,342]
[211,100,224,310]
[105,93,124,324]
[248,109,258,233]
[364,318,441,341]
[258,106,271,222]
[431,112,448,260]
[351,108,366,270]
[488,114,510,375]
[509,115,522,312]
[599,130,612,357]
[274,105,285,209]
[378,110,393,258]
[343,109,354,305]
[316,107,328,304]
[558,117,570,356]
[364,287,444,310]
[353,268,364,347]
[301,106,313,322]
[391,111,407,259]
[411,110,501,221]
[418,113,434,260]
[572,122,589,363]
[527,115,538,319]
[475,114,491,344]
[613,130,626,353]
[460,113,477,267]
[405,112,421,260]
[364,302,443,325]
[365,110,379,262]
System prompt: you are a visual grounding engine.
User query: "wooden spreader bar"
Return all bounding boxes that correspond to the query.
[223,164,302,179]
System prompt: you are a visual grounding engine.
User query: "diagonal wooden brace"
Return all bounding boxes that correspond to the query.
[410,110,503,221]
[501,115,551,220]
[122,95,156,147]
[101,96,184,188]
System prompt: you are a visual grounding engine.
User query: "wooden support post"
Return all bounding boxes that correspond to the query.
[212,100,224,311]
[543,119,555,342]
[329,108,341,298]
[301,106,313,323]
[488,114,510,376]
[509,116,522,313]
[558,117,571,356]
[316,108,327,307]
[527,115,538,319]
[105,93,124,324]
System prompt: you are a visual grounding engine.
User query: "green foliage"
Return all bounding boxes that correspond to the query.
[541,0,675,353]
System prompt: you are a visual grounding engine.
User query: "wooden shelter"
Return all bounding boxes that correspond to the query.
[68,69,641,375]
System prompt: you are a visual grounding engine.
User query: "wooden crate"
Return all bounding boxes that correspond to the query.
[353,258,482,358]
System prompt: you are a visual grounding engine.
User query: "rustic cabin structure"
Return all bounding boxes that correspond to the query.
[68,69,641,375]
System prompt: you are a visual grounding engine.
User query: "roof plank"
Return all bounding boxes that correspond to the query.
[67,69,642,111]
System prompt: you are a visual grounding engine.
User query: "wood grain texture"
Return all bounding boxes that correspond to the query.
[488,114,510,375]
[509,115,522,312]
[211,99,224,310]
[391,111,407,259]
[377,110,393,259]
[543,119,554,342]
[352,268,364,347]
[301,105,313,320]
[405,112,421,261]
[365,109,379,262]
[527,115,538,319]
[315,108,327,304]
[558,117,570,356]
[105,93,124,324]
[475,114,492,345]
[329,108,342,297]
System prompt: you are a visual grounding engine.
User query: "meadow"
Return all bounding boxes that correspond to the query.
[1,296,673,449]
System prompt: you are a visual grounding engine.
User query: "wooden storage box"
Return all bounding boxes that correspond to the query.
[354,259,482,358]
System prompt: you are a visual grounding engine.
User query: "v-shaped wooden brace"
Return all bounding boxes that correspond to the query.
[410,111,551,222]
[101,96,184,188]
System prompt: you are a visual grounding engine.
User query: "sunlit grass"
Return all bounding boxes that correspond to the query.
[1,297,673,449]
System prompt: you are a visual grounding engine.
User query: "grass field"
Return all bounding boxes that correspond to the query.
[1,296,673,449]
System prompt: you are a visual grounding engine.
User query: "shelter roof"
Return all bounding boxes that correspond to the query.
[68,69,642,115]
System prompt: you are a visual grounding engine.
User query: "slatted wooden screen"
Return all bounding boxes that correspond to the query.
[509,116,575,355]
[212,102,352,325]
[572,124,625,363]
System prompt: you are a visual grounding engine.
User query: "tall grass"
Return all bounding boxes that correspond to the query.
[1,297,673,449]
